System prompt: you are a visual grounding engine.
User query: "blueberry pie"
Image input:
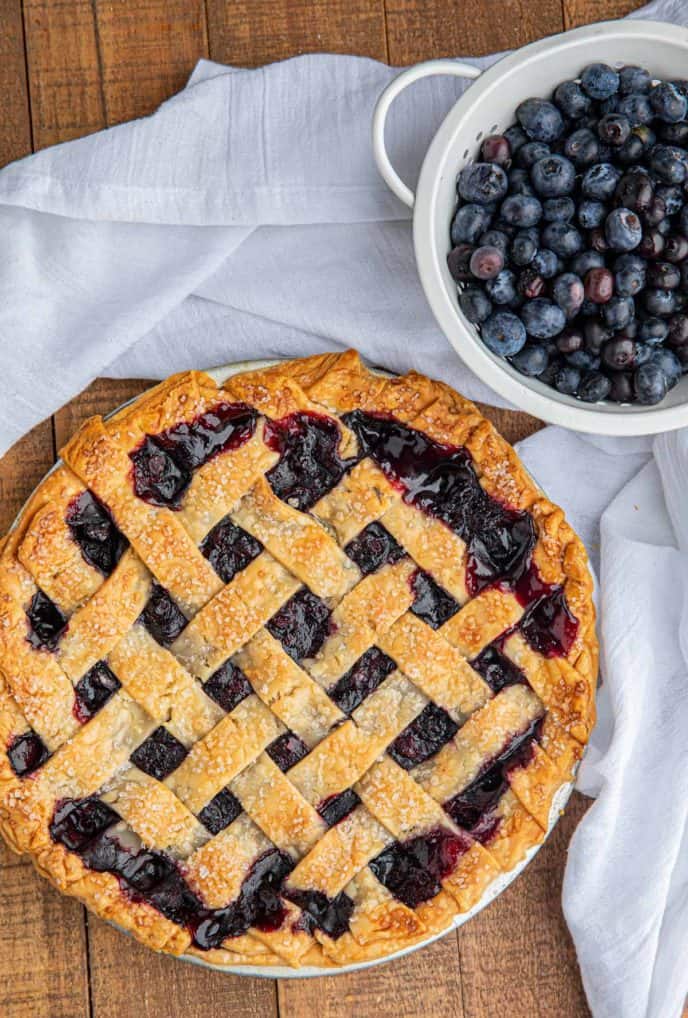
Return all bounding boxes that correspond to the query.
[0,351,597,969]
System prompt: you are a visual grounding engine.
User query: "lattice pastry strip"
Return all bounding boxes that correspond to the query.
[439,587,525,658]
[311,458,399,546]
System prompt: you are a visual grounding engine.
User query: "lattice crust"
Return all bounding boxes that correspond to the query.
[0,350,597,970]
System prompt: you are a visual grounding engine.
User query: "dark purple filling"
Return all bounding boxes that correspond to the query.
[388,704,459,771]
[65,491,127,576]
[25,590,68,651]
[266,731,310,772]
[328,647,396,714]
[266,588,332,662]
[198,787,243,836]
[203,660,253,713]
[471,644,528,694]
[520,587,578,658]
[369,826,470,909]
[410,570,460,629]
[283,887,354,940]
[139,583,188,647]
[73,660,121,723]
[130,402,257,509]
[344,522,405,576]
[130,726,188,781]
[316,789,361,828]
[345,412,536,597]
[50,796,120,852]
[200,516,263,584]
[444,715,544,842]
[7,731,50,777]
[265,411,358,510]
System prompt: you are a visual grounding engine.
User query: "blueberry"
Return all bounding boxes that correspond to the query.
[554,364,581,395]
[541,221,583,258]
[567,349,600,371]
[634,342,653,367]
[520,298,566,339]
[647,260,681,290]
[516,98,565,142]
[451,203,493,245]
[556,327,583,354]
[508,168,536,196]
[552,272,584,319]
[582,163,621,201]
[531,248,560,278]
[581,63,620,101]
[469,245,504,280]
[510,343,549,376]
[602,337,636,370]
[510,232,537,266]
[637,229,665,260]
[609,372,634,402]
[481,311,527,356]
[480,135,511,165]
[615,253,646,296]
[634,361,669,404]
[599,95,621,116]
[619,66,651,95]
[601,295,634,330]
[605,207,642,251]
[617,93,654,125]
[615,171,653,212]
[479,229,510,253]
[543,196,575,222]
[564,128,600,166]
[571,249,605,276]
[639,317,669,344]
[598,114,631,146]
[664,234,688,263]
[617,134,645,165]
[650,81,688,123]
[458,162,508,204]
[504,124,528,153]
[584,318,612,353]
[485,269,518,305]
[517,268,545,299]
[667,314,688,348]
[459,287,492,324]
[656,185,683,215]
[649,144,687,184]
[643,288,678,316]
[553,80,591,118]
[657,121,688,144]
[530,155,576,197]
[516,141,551,169]
[579,370,612,402]
[499,194,543,227]
[447,244,474,282]
[649,347,682,388]
[578,200,607,229]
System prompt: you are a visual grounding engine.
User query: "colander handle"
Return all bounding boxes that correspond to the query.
[372,59,482,208]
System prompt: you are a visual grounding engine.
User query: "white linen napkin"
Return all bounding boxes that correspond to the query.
[0,0,686,1013]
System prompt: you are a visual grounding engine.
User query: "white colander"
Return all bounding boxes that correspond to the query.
[373,18,688,435]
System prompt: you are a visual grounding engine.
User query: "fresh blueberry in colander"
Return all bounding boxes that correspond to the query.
[448,62,688,405]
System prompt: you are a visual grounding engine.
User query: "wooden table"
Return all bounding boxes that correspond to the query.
[0,1,646,1015]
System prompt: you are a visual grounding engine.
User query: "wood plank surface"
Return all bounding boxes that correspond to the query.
[0,1,650,1015]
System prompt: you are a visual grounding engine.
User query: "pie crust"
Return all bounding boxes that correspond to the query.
[0,350,597,969]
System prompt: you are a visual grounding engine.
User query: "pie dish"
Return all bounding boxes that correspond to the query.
[0,349,597,971]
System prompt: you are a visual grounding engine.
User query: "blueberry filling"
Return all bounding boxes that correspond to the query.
[266,731,310,772]
[410,570,460,629]
[139,583,188,646]
[327,647,396,714]
[444,716,544,841]
[282,887,354,940]
[198,787,243,835]
[203,659,253,713]
[388,704,459,770]
[520,587,578,657]
[200,516,263,584]
[50,797,120,852]
[265,411,358,510]
[130,402,257,508]
[344,522,405,576]
[130,726,188,781]
[25,590,68,651]
[345,412,536,596]
[316,789,361,827]
[65,491,127,576]
[73,660,121,723]
[266,588,332,662]
[369,826,470,909]
[471,644,528,694]
[7,731,50,777]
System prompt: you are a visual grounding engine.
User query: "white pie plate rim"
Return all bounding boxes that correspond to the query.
[8,357,578,979]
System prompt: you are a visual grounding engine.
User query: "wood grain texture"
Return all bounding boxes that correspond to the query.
[562,0,645,29]
[385,0,562,63]
[0,0,32,162]
[205,0,388,66]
